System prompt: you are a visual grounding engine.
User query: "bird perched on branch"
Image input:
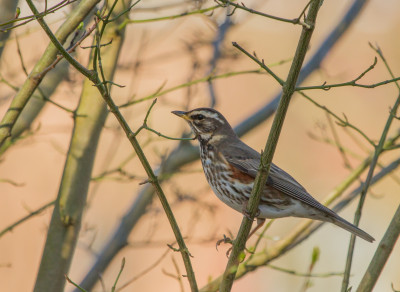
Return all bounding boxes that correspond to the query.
[172,107,374,243]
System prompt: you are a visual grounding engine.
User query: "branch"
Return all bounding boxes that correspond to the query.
[341,44,400,292]
[0,0,100,149]
[96,91,199,291]
[35,19,100,80]
[0,201,55,238]
[220,1,323,291]
[116,249,170,291]
[216,0,311,28]
[296,57,400,91]
[0,0,78,32]
[118,5,220,29]
[356,204,400,292]
[268,264,342,278]
[0,0,18,57]
[232,42,285,86]
[134,99,196,141]
[119,69,265,108]
[207,11,233,107]
[77,0,370,289]
[29,0,198,290]
[28,1,125,291]
[299,91,376,147]
[200,154,400,292]
[234,0,369,136]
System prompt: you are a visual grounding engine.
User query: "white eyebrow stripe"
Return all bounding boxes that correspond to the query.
[191,110,225,124]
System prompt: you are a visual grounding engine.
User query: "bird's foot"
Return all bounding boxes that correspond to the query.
[216,235,235,257]
[241,202,260,220]
[216,234,259,258]
[216,234,233,250]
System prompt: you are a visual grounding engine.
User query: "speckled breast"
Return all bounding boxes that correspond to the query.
[199,144,253,213]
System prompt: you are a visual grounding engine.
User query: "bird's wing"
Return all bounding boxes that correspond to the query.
[221,140,336,215]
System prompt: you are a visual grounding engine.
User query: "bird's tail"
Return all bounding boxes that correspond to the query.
[330,215,375,242]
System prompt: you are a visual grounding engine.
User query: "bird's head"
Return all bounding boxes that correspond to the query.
[172,108,235,143]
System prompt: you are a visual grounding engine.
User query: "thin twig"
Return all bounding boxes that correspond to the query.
[0,0,78,32]
[268,264,342,278]
[215,0,311,28]
[65,275,88,292]
[111,258,125,292]
[296,58,400,91]
[116,249,170,291]
[299,91,376,147]
[36,18,100,80]
[119,69,265,108]
[133,99,195,141]
[326,114,352,169]
[341,44,400,292]
[300,247,320,292]
[118,5,220,29]
[232,42,285,86]
[0,201,55,238]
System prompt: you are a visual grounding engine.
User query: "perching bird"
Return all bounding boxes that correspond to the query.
[172,107,374,242]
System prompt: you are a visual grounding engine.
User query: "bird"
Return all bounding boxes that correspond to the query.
[172,107,374,243]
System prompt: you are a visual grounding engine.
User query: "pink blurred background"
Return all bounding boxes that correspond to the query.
[1,0,400,291]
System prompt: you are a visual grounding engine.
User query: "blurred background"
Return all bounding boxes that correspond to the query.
[1,0,400,291]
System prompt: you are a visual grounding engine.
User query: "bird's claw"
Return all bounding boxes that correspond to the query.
[216,234,233,251]
[241,200,261,220]
[216,234,255,258]
[241,206,260,221]
[216,235,236,257]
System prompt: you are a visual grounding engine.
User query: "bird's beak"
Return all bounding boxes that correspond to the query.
[171,110,191,121]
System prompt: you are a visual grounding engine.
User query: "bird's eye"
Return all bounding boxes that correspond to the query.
[193,114,204,121]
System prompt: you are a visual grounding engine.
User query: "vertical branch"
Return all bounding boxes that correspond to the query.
[341,46,400,292]
[30,1,128,291]
[219,1,323,291]
[356,205,400,292]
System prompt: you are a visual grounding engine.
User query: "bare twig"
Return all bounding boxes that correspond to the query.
[116,249,170,291]
[269,263,342,278]
[215,0,311,28]
[111,258,125,292]
[119,69,265,108]
[232,42,285,86]
[118,5,220,29]
[299,91,376,147]
[296,57,400,91]
[341,44,400,292]
[0,0,78,32]
[36,18,100,80]
[0,201,55,238]
[134,99,195,141]
[66,274,89,292]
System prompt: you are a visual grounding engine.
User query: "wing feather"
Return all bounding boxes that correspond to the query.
[220,139,337,216]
